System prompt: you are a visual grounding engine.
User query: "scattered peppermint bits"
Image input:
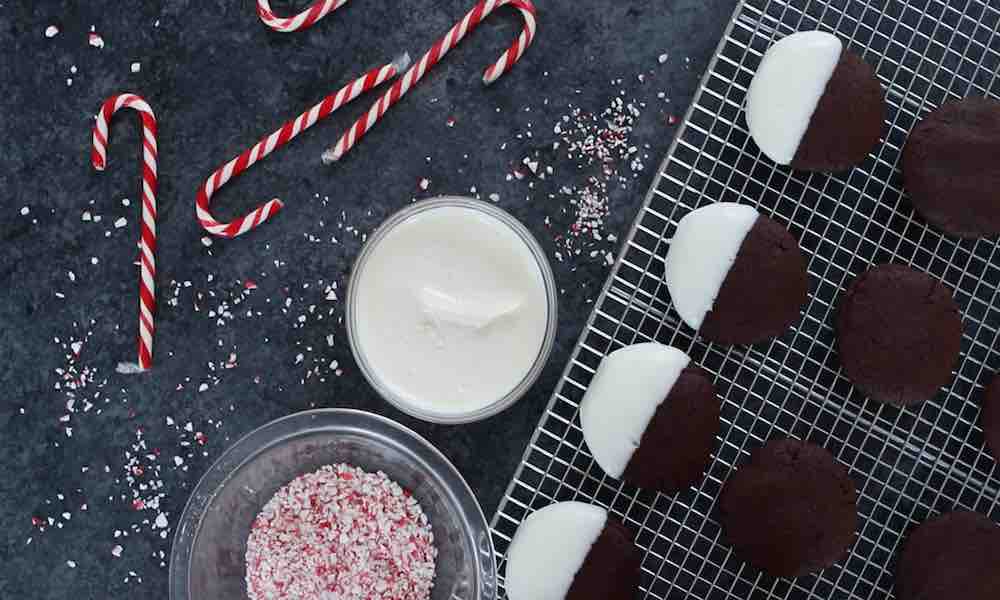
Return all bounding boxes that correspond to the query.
[508,86,652,264]
[88,32,105,48]
[130,62,141,73]
[245,464,437,600]
[45,25,60,38]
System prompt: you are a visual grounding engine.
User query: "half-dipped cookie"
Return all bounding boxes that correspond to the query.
[580,343,720,494]
[719,438,858,577]
[746,31,885,172]
[505,502,641,600]
[902,97,1000,238]
[837,264,962,407]
[664,203,808,345]
[896,510,1000,600]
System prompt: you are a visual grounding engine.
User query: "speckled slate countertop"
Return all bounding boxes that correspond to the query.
[1,0,735,596]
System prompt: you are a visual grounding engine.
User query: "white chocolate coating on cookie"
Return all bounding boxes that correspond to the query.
[580,343,691,478]
[505,502,607,600]
[746,31,843,165]
[663,203,759,331]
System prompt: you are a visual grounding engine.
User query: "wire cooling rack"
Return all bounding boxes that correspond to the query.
[490,0,1000,599]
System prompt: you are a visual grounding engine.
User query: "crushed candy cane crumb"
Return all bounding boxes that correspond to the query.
[245,464,437,600]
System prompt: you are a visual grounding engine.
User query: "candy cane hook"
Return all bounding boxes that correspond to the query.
[256,0,350,32]
[91,93,158,371]
[323,0,537,164]
[196,56,409,238]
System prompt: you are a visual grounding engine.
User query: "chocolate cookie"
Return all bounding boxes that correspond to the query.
[580,343,720,494]
[505,502,641,600]
[746,31,885,172]
[896,510,1000,600]
[980,375,1000,461]
[902,97,1000,238]
[837,264,962,407]
[719,438,858,577]
[664,203,809,345]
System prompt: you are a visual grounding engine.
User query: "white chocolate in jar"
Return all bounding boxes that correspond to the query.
[353,205,549,416]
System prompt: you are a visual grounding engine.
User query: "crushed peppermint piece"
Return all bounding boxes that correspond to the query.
[45,25,60,38]
[116,362,144,375]
[114,217,127,228]
[20,206,30,215]
[245,464,436,600]
[111,545,123,557]
[89,32,105,48]
[130,62,141,73]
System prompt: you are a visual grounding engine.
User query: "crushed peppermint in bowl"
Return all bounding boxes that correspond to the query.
[169,409,495,600]
[246,464,436,600]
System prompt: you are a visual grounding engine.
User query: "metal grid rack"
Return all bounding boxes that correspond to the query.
[490,0,1000,598]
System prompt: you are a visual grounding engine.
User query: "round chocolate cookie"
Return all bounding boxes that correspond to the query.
[505,502,641,600]
[896,510,1000,600]
[837,264,962,407]
[746,31,885,172]
[664,203,809,345]
[903,97,1000,238]
[980,375,1000,461]
[719,438,858,577]
[581,343,720,494]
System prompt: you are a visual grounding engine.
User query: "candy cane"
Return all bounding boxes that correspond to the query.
[91,94,158,371]
[196,56,408,238]
[322,0,537,164]
[256,0,350,32]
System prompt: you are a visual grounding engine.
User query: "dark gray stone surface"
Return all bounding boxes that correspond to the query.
[1,0,734,596]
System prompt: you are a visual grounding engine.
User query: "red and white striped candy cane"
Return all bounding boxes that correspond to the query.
[196,57,407,238]
[256,0,350,32]
[322,0,537,163]
[91,93,158,371]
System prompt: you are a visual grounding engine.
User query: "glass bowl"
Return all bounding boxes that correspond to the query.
[168,409,496,600]
[347,196,558,424]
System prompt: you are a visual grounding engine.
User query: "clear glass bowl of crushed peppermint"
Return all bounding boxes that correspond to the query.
[168,408,496,600]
